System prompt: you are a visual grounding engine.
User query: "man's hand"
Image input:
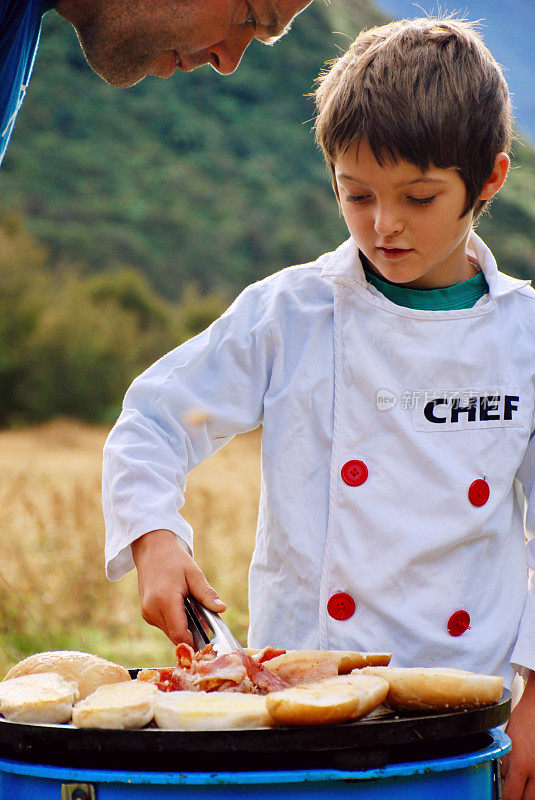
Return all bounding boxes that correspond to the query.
[503,672,535,800]
[131,529,226,646]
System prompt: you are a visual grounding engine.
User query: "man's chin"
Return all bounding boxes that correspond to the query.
[81,51,148,88]
[104,73,147,88]
[85,48,178,87]
[91,66,147,88]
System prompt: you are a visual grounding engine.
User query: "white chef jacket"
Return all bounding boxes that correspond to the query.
[103,233,535,688]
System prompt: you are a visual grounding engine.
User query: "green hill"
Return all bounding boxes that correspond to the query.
[1,0,534,298]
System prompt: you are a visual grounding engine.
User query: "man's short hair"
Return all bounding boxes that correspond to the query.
[314,17,512,217]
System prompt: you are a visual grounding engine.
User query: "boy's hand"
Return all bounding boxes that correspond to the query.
[502,672,535,800]
[131,529,226,647]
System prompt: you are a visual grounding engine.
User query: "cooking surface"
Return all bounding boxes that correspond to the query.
[0,690,511,772]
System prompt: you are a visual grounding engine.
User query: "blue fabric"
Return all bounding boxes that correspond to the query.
[0,0,52,167]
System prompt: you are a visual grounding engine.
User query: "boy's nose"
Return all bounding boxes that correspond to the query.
[373,207,404,237]
[208,27,256,74]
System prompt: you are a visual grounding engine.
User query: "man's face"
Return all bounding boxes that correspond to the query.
[57,0,312,88]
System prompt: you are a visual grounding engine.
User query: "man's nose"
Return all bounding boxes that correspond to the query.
[374,205,404,237]
[208,27,256,74]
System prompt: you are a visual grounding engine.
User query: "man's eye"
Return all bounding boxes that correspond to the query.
[245,4,258,28]
[409,195,436,206]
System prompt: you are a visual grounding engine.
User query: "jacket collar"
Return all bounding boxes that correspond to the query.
[469,232,531,298]
[321,233,531,300]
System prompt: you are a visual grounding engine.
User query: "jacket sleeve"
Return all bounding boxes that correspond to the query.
[102,282,274,581]
[510,428,535,676]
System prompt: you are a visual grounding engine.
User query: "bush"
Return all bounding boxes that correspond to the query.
[0,217,228,425]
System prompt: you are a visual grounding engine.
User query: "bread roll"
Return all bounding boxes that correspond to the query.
[72,680,158,729]
[337,651,392,673]
[263,650,391,685]
[4,651,130,700]
[155,690,273,730]
[265,673,389,726]
[360,666,503,712]
[264,651,339,685]
[0,672,78,723]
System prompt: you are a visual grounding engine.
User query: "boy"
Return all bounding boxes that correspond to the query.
[103,18,535,797]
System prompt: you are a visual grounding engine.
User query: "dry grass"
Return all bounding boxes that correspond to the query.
[0,420,260,676]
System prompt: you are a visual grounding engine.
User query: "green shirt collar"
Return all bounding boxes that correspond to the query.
[362,257,489,311]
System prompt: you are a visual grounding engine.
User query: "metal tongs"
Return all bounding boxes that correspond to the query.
[184,595,244,656]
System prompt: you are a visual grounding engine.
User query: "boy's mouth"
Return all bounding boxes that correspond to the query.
[377,246,413,260]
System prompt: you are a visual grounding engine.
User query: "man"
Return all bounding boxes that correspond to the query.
[0,0,312,166]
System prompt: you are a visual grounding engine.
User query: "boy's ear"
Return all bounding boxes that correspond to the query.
[478,152,510,201]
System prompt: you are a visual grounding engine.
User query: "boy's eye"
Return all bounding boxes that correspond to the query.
[408,195,436,206]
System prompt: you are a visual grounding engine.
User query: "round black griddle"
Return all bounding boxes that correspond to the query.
[0,689,511,772]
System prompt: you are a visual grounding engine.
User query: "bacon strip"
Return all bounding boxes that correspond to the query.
[175,643,196,670]
[167,667,197,691]
[193,652,247,692]
[194,644,217,663]
[237,651,290,693]
[253,647,287,664]
[138,666,197,692]
[145,644,290,694]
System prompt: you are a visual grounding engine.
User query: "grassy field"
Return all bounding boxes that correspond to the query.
[0,420,260,676]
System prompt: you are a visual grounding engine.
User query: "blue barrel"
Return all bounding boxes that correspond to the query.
[0,727,510,799]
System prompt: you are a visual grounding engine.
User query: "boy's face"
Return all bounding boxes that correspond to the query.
[334,140,477,289]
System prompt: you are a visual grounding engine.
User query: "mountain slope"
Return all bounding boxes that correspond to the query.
[0,1,534,297]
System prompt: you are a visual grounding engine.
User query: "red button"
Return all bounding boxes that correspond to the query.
[468,479,490,507]
[327,592,356,621]
[341,460,368,486]
[447,610,471,637]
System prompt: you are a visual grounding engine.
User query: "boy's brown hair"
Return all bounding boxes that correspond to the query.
[314,17,512,217]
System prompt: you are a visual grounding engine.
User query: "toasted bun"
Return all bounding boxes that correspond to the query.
[360,666,503,712]
[336,651,392,673]
[265,673,389,726]
[264,651,339,686]
[72,680,158,729]
[263,650,391,686]
[0,672,78,723]
[154,691,273,730]
[4,651,130,700]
